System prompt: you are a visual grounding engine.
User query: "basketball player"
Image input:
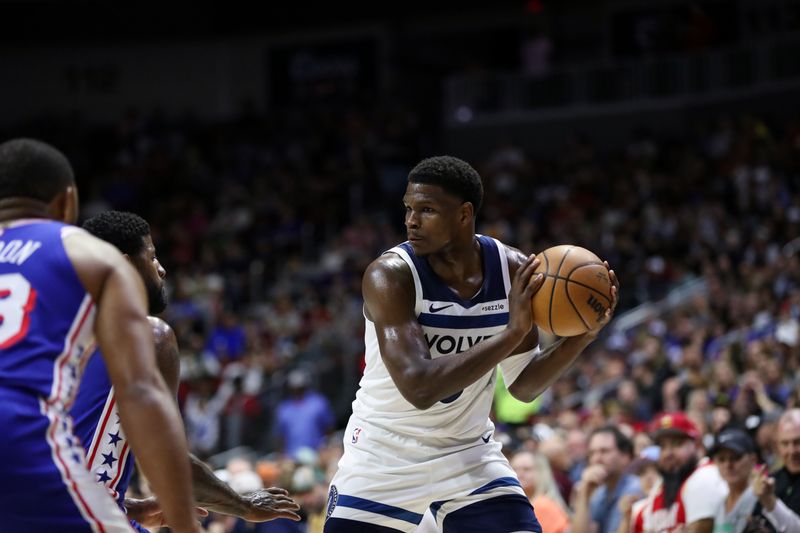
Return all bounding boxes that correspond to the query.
[71,210,301,531]
[324,156,618,533]
[0,138,200,533]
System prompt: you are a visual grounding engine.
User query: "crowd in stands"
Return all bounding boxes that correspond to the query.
[6,106,799,531]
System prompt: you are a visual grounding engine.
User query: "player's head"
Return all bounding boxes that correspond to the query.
[0,138,77,223]
[404,156,483,255]
[587,425,634,478]
[82,211,167,314]
[777,408,800,474]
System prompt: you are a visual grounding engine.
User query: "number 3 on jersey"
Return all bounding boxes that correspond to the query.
[0,273,36,348]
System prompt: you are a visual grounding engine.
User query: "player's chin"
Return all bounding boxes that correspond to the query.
[408,239,431,255]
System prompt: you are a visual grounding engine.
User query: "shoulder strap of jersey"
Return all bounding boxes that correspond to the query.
[490,237,512,295]
[384,245,423,316]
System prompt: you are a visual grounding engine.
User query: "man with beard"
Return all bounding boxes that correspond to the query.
[750,408,800,531]
[71,211,300,532]
[632,412,727,533]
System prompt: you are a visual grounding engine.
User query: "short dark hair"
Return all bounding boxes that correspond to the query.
[83,211,150,256]
[0,138,74,202]
[590,425,634,457]
[408,155,483,214]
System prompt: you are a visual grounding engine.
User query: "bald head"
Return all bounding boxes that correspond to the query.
[777,409,800,474]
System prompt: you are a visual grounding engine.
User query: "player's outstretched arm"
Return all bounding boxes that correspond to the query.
[508,250,621,403]
[364,252,545,410]
[65,231,200,533]
[189,456,301,521]
[146,317,301,522]
[125,459,301,523]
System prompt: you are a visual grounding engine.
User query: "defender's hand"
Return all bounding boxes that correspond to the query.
[241,488,302,522]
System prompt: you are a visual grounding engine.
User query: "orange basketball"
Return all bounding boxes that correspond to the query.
[531,245,612,336]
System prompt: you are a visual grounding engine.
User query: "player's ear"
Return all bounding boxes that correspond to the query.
[47,185,78,225]
[460,202,474,225]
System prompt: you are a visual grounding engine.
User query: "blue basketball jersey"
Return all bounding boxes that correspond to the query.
[72,347,135,507]
[0,219,134,532]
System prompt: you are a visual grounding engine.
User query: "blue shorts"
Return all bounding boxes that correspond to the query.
[0,389,134,532]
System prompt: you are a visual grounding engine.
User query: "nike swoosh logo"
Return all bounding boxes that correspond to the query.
[429,304,454,313]
[481,433,492,443]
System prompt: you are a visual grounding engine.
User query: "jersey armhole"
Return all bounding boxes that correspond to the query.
[384,247,423,316]
[491,238,512,295]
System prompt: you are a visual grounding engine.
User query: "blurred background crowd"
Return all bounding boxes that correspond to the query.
[3,0,800,531]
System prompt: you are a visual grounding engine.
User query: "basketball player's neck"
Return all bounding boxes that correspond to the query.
[0,198,52,223]
[427,235,483,299]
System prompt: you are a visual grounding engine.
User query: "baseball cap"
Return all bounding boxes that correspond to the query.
[628,446,660,475]
[650,412,700,441]
[287,368,311,389]
[709,428,756,457]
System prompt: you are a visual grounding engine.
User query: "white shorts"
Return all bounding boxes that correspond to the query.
[325,416,527,532]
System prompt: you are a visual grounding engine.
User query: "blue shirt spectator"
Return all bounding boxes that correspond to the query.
[589,473,642,533]
[205,311,247,361]
[275,369,335,458]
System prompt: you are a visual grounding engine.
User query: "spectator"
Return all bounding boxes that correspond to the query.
[751,408,800,529]
[184,373,233,458]
[616,448,662,533]
[710,428,760,533]
[566,427,589,484]
[206,310,248,362]
[540,433,575,503]
[273,369,335,459]
[632,412,727,532]
[510,450,571,533]
[572,425,643,533]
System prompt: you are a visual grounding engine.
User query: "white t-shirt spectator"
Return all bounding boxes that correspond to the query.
[634,459,728,532]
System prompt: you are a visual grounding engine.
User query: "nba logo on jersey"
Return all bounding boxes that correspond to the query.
[351,427,362,444]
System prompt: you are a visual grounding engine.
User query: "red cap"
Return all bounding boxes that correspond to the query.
[650,412,700,441]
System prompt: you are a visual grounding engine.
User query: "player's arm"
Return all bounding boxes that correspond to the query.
[506,248,620,403]
[364,252,544,410]
[65,231,200,533]
[148,317,301,522]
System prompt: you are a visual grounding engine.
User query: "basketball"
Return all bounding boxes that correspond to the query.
[531,245,613,336]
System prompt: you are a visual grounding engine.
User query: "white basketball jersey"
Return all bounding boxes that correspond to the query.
[351,235,538,444]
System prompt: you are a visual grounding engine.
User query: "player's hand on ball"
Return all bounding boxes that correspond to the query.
[242,487,302,522]
[508,254,545,337]
[583,261,619,338]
